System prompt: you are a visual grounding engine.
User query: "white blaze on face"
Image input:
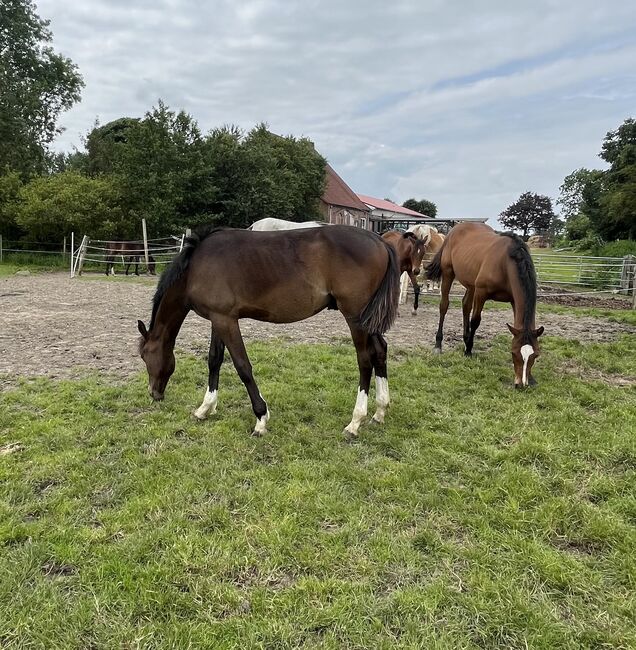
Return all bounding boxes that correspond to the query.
[520,344,534,386]
[194,388,218,420]
[345,387,368,436]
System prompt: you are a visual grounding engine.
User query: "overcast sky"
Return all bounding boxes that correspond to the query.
[40,0,636,223]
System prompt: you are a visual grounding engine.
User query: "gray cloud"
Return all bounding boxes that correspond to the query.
[39,0,636,221]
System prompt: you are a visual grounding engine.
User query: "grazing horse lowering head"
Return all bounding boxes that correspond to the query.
[137,320,174,400]
[507,324,544,388]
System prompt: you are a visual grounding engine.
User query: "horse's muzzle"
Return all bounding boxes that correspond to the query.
[149,386,164,401]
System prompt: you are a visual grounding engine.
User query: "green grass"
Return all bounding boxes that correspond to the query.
[1,335,635,649]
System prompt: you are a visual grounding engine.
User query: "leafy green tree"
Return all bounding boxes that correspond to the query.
[597,118,636,240]
[499,192,556,239]
[84,118,139,176]
[0,0,83,176]
[402,198,437,217]
[0,170,22,238]
[14,172,125,241]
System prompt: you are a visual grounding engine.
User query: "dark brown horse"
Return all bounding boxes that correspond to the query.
[382,231,426,314]
[426,222,544,387]
[105,241,156,276]
[137,225,400,436]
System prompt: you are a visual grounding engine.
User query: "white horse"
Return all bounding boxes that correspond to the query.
[248,217,327,231]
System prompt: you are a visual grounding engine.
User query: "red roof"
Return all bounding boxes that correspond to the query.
[322,164,370,212]
[357,194,428,217]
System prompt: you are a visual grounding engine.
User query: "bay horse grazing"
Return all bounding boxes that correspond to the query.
[248,217,327,231]
[426,222,544,388]
[105,241,156,276]
[137,225,400,436]
[382,231,426,315]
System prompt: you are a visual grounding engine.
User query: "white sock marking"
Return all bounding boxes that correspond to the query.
[520,344,533,387]
[399,272,409,304]
[345,387,368,435]
[193,388,218,420]
[372,376,390,424]
[253,408,270,436]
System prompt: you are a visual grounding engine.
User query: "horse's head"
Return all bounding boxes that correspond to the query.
[137,320,175,400]
[507,323,544,388]
[402,232,426,276]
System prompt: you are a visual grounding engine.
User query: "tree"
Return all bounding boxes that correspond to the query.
[499,192,556,239]
[14,171,126,241]
[402,198,437,217]
[597,118,636,240]
[0,0,83,176]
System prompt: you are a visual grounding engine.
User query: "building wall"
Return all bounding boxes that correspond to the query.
[319,203,372,230]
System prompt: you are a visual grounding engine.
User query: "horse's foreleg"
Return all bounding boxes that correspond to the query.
[434,272,454,353]
[370,334,389,424]
[465,290,487,356]
[409,272,420,316]
[194,327,225,420]
[216,317,269,435]
[398,272,409,305]
[345,324,373,437]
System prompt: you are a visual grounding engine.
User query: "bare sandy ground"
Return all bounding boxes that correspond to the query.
[1,272,633,381]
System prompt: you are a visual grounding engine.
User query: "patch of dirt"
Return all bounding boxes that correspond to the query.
[0,273,634,381]
[557,360,635,387]
[538,291,632,309]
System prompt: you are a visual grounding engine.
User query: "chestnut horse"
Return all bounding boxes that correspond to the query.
[137,225,400,436]
[105,241,156,276]
[426,222,544,387]
[382,231,426,315]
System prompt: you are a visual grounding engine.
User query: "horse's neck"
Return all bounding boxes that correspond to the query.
[152,291,189,347]
[510,263,535,331]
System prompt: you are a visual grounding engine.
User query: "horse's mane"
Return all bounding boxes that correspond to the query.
[148,225,223,331]
[501,232,537,340]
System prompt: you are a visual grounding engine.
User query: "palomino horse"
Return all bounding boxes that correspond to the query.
[105,241,156,276]
[248,217,327,231]
[426,222,544,387]
[137,225,400,436]
[381,231,426,315]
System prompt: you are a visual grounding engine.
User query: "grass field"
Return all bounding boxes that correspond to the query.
[1,329,635,649]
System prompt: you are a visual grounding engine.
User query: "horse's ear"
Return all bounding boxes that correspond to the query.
[534,326,545,337]
[137,320,148,338]
[506,323,521,336]
[402,232,417,241]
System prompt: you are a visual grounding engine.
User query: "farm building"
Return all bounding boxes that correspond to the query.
[319,164,372,229]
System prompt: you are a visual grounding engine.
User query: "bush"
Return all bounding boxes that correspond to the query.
[595,240,636,258]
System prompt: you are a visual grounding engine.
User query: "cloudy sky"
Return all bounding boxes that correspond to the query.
[40,0,636,222]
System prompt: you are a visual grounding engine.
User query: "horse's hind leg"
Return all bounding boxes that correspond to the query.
[465,290,487,356]
[370,333,389,424]
[434,272,454,353]
[344,323,373,437]
[194,326,225,420]
[462,288,475,355]
[409,272,420,316]
[214,316,269,435]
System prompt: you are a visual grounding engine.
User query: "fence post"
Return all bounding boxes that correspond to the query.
[77,236,89,276]
[63,236,66,261]
[0,234,3,263]
[631,258,636,310]
[70,232,75,278]
[142,218,149,268]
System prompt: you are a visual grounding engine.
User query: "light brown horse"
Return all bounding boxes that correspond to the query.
[426,222,544,387]
[423,230,445,293]
[382,231,426,314]
[138,225,400,436]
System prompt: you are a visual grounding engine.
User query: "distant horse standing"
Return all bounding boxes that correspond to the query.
[248,217,327,231]
[105,241,156,276]
[426,222,544,387]
[382,231,426,315]
[138,226,400,436]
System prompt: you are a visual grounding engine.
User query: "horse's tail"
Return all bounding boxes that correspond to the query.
[425,239,446,282]
[358,242,400,334]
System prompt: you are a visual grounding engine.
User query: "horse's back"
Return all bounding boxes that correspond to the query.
[186,226,391,323]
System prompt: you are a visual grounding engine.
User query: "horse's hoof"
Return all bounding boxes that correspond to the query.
[251,429,264,437]
[411,310,418,316]
[433,347,442,355]
[464,351,472,357]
